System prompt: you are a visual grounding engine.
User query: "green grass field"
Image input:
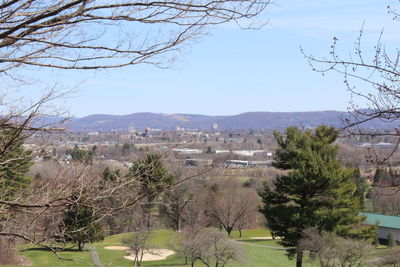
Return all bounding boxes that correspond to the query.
[5,245,92,267]
[91,229,317,267]
[229,228,271,239]
[6,229,391,267]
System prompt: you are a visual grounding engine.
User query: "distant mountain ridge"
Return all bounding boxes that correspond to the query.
[59,111,400,131]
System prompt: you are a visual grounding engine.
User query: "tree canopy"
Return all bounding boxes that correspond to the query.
[60,193,103,251]
[129,153,174,228]
[0,0,274,259]
[258,126,375,267]
[0,0,271,75]
[303,3,400,162]
[0,130,32,200]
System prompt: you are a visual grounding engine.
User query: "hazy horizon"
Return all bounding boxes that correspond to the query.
[70,109,349,118]
[20,0,396,118]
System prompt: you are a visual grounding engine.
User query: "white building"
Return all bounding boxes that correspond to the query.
[362,212,400,242]
[232,150,266,157]
[172,148,202,155]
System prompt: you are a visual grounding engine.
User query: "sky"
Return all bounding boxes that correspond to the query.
[38,0,400,117]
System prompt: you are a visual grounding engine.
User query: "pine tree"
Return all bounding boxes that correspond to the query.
[0,130,32,200]
[102,167,120,182]
[0,130,33,264]
[70,146,93,164]
[353,167,367,210]
[373,168,393,185]
[61,193,103,251]
[129,154,174,228]
[258,126,375,267]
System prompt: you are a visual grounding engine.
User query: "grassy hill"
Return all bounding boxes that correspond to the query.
[6,229,391,267]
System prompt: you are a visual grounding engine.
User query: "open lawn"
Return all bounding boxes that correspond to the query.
[230,242,318,267]
[92,230,318,267]
[5,245,92,267]
[229,228,271,239]
[7,229,391,267]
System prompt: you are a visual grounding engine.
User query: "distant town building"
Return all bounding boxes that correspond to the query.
[362,212,400,242]
[144,127,151,137]
[87,132,99,136]
[226,160,249,167]
[226,160,272,168]
[215,150,230,154]
[357,142,392,147]
[212,123,219,130]
[172,148,202,155]
[374,142,392,147]
[357,143,372,147]
[185,158,213,167]
[232,150,266,157]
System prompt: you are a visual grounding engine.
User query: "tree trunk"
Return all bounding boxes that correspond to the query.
[177,217,181,233]
[108,216,118,235]
[226,227,233,237]
[146,209,151,229]
[138,250,144,267]
[239,228,242,238]
[0,237,18,265]
[296,249,303,267]
[127,208,134,232]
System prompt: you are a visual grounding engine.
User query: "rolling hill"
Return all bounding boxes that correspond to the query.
[56,111,400,131]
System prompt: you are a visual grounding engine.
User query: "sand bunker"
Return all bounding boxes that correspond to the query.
[124,249,175,261]
[104,246,130,250]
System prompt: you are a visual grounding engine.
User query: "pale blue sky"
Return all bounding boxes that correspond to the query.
[44,0,400,117]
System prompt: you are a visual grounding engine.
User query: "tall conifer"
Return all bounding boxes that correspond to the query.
[259,126,375,267]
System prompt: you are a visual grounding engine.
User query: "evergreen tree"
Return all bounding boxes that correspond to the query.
[129,154,174,228]
[102,167,120,182]
[373,168,383,184]
[373,168,393,185]
[0,130,33,263]
[352,167,367,210]
[122,143,131,155]
[0,130,32,200]
[60,193,103,250]
[71,146,93,164]
[258,126,375,267]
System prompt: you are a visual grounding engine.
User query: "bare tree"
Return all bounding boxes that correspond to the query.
[179,224,204,267]
[123,209,153,267]
[179,227,246,267]
[0,237,20,265]
[0,0,273,263]
[0,0,271,76]
[206,178,259,236]
[160,182,193,232]
[181,184,212,230]
[303,2,400,164]
[375,248,400,266]
[371,186,400,215]
[299,228,373,267]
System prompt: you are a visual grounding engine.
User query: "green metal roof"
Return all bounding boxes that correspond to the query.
[361,212,400,229]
